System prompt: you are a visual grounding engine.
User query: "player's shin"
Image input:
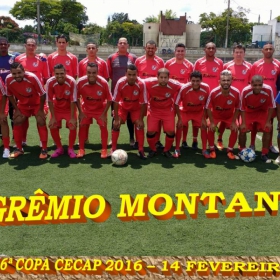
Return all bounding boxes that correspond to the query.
[208,130,215,150]
[100,125,108,150]
[200,128,208,150]
[146,132,157,151]
[238,132,247,150]
[69,129,77,149]
[218,122,226,141]
[50,128,62,148]
[182,124,188,142]
[37,125,48,150]
[175,127,182,150]
[193,127,199,142]
[13,125,23,150]
[111,129,120,151]
[164,133,175,152]
[78,126,88,150]
[22,118,29,142]
[250,123,257,146]
[135,126,144,151]
[228,130,238,150]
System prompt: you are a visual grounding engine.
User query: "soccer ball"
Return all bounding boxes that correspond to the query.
[239,148,256,163]
[111,149,128,166]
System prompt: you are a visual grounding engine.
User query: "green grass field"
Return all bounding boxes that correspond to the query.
[1,116,280,256]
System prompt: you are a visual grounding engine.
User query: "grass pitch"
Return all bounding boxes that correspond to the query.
[1,117,280,256]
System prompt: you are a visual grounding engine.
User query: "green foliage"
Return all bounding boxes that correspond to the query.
[0,16,22,43]
[276,16,280,22]
[143,9,177,23]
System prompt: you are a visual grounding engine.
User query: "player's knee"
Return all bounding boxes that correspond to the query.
[146,132,156,138]
[166,132,175,138]
[112,128,120,132]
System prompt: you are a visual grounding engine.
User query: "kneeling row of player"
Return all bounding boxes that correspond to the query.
[0,62,278,163]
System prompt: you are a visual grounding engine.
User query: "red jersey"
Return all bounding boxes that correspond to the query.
[77,75,112,113]
[0,77,5,103]
[206,86,240,120]
[48,51,78,78]
[135,55,164,79]
[165,58,194,83]
[15,54,50,85]
[175,82,210,112]
[6,71,45,107]
[240,84,275,115]
[113,76,147,111]
[78,57,109,79]
[145,78,182,111]
[46,75,77,113]
[194,57,224,91]
[251,58,280,97]
[223,60,252,93]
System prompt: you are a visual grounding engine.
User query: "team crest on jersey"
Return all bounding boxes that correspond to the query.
[133,90,139,96]
[180,69,186,74]
[242,69,247,75]
[33,62,38,67]
[65,90,70,95]
[271,70,276,75]
[227,100,233,105]
[26,87,32,93]
[165,93,171,98]
[199,95,204,100]
[97,91,102,96]
[9,57,14,64]
[65,60,71,66]
[152,65,157,70]
[260,99,266,103]
[212,67,218,72]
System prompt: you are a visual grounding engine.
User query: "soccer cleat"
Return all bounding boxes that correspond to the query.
[148,150,157,158]
[68,148,76,158]
[101,149,108,159]
[210,150,216,159]
[77,149,85,158]
[172,149,181,158]
[216,140,224,150]
[132,141,139,150]
[10,148,24,158]
[192,141,198,150]
[51,147,64,158]
[202,150,210,159]
[181,141,189,149]
[156,141,164,149]
[275,156,280,164]
[138,150,147,159]
[270,146,279,154]
[227,151,236,160]
[261,154,272,163]
[249,144,255,151]
[39,149,48,159]
[163,151,173,158]
[129,138,135,147]
[2,148,10,159]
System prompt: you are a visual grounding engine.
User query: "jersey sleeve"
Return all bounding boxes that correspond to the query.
[112,79,122,103]
[70,79,77,102]
[139,81,147,104]
[47,54,53,77]
[46,80,54,102]
[101,60,110,80]
[0,78,6,96]
[78,61,84,78]
[72,55,78,78]
[32,75,46,96]
[107,56,113,80]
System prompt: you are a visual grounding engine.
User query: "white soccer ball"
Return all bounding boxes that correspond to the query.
[111,149,128,166]
[239,148,256,163]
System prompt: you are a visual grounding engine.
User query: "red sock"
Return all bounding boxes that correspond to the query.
[22,118,29,142]
[13,125,23,150]
[78,126,88,150]
[156,122,162,142]
[135,127,144,151]
[228,130,238,149]
[208,130,215,148]
[218,122,226,141]
[100,125,108,150]
[2,137,10,149]
[250,126,257,146]
[193,127,199,140]
[69,129,77,149]
[85,125,90,141]
[37,125,48,150]
[111,130,120,151]
[262,148,269,155]
[50,128,62,148]
[175,128,182,150]
[182,124,188,142]
[164,134,174,152]
[147,134,157,151]
[201,128,208,150]
[270,129,273,147]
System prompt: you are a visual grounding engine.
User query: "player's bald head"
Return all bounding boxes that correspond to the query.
[251,75,263,83]
[157,68,169,77]
[220,69,232,79]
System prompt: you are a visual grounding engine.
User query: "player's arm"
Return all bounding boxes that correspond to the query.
[35,93,47,126]
[230,108,240,132]
[113,101,121,129]
[264,108,274,131]
[175,104,183,129]
[135,82,147,129]
[0,95,7,123]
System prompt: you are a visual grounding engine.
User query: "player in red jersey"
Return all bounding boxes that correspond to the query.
[135,40,165,149]
[217,44,252,150]
[107,37,137,148]
[0,77,10,158]
[250,43,280,154]
[79,42,109,79]
[206,70,240,160]
[165,43,194,149]
[174,71,210,158]
[15,38,50,147]
[76,62,112,158]
[145,68,182,158]
[4,62,48,159]
[239,75,275,163]
[112,64,147,159]
[48,34,78,79]
[275,75,280,164]
[46,64,77,158]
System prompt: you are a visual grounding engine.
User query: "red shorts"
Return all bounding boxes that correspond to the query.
[117,107,140,123]
[50,111,77,128]
[147,108,175,132]
[243,112,270,132]
[80,111,107,127]
[18,105,41,118]
[181,111,203,127]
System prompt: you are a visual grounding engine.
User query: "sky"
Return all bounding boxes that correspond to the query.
[0,0,279,28]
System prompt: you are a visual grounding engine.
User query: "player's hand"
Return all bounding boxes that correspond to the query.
[230,122,238,132]
[68,118,77,130]
[13,110,25,125]
[49,118,58,129]
[99,113,107,126]
[209,122,216,132]
[113,117,121,130]
[36,109,46,126]
[264,121,272,132]
[0,113,7,124]
[176,119,183,129]
[135,119,144,129]
[201,118,207,130]
[78,112,87,123]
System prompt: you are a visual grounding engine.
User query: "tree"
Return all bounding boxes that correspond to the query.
[143,9,177,23]
[143,15,158,23]
[10,0,88,35]
[0,16,22,43]
[199,7,252,47]
[111,13,129,24]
